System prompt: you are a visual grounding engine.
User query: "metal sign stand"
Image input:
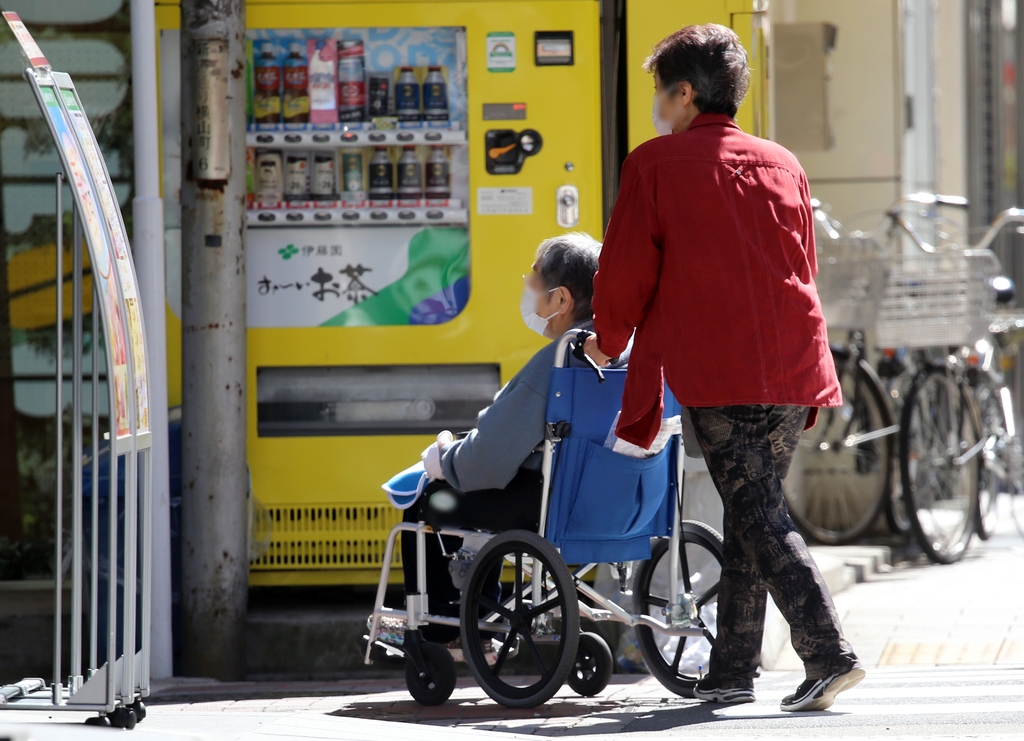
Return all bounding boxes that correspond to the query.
[0,12,153,730]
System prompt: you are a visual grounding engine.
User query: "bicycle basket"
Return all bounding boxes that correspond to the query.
[875,250,1000,349]
[816,235,889,331]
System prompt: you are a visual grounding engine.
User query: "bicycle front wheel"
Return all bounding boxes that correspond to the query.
[973,383,1008,540]
[784,357,894,544]
[900,366,981,564]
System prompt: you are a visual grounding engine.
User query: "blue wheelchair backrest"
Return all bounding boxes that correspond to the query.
[543,365,682,564]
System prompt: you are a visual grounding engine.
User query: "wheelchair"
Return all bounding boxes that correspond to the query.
[364,330,725,708]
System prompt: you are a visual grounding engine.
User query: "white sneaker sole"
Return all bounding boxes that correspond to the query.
[693,687,756,704]
[781,667,866,712]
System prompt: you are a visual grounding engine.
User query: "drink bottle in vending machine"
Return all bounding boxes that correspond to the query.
[308,39,338,124]
[254,41,282,124]
[311,152,337,199]
[284,151,310,201]
[424,145,451,200]
[255,149,283,203]
[338,40,367,122]
[422,66,448,122]
[395,66,421,122]
[341,149,364,196]
[367,146,393,201]
[282,42,310,124]
[397,146,422,202]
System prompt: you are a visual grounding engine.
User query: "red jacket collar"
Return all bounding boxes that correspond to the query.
[686,112,741,132]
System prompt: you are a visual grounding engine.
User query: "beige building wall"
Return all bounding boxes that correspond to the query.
[771,0,966,232]
[772,0,903,233]
[933,0,967,199]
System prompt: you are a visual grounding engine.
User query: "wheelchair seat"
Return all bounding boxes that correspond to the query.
[414,468,543,533]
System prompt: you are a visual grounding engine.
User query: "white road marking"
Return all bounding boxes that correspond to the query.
[716,700,1024,718]
[757,684,1024,701]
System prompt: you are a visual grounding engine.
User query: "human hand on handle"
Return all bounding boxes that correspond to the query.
[583,332,612,368]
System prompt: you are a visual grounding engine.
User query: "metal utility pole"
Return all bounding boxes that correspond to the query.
[130,0,172,680]
[180,0,248,680]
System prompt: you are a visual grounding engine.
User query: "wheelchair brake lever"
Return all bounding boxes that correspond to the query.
[572,330,606,383]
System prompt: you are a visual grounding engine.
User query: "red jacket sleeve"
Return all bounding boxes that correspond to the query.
[593,157,663,357]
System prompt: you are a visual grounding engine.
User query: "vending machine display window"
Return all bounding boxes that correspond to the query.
[245,27,469,329]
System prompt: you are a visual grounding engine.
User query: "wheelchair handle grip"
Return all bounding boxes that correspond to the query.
[572,330,606,383]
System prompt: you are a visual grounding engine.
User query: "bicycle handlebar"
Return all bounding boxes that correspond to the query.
[885,193,969,214]
[971,208,1024,252]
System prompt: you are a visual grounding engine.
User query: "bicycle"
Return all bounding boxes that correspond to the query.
[789,196,1020,562]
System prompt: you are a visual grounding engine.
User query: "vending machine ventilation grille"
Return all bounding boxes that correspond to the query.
[250,504,404,570]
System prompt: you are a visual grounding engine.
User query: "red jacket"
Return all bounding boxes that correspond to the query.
[593,113,841,449]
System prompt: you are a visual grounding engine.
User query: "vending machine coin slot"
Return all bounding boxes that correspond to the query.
[485,128,543,174]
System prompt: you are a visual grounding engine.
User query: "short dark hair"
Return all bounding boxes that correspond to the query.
[643,24,750,118]
[533,232,601,323]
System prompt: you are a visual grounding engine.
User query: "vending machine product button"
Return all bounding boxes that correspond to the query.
[368,132,386,142]
[397,132,414,142]
[370,210,388,220]
[312,133,330,143]
[424,131,442,141]
[398,210,416,220]
[314,212,332,221]
[342,210,360,221]
[256,134,274,144]
[257,212,277,222]
[341,132,359,143]
[284,133,302,143]
[426,210,444,220]
[286,212,305,222]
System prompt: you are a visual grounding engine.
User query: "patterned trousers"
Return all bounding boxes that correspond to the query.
[686,404,860,686]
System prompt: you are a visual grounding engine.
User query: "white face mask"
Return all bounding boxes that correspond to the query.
[652,92,674,137]
[520,285,559,337]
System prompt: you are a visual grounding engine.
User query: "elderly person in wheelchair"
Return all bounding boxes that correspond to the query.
[399,232,622,632]
[367,231,726,710]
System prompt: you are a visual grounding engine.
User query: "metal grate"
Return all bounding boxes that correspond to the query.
[250,504,404,570]
[875,251,1000,349]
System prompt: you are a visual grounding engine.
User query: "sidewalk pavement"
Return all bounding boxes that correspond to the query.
[769,495,1024,671]
[2,497,1024,739]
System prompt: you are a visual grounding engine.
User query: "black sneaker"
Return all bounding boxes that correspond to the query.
[780,665,866,712]
[692,676,756,704]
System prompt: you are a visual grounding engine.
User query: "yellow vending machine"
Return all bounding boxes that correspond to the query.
[154,0,603,586]
[154,0,769,588]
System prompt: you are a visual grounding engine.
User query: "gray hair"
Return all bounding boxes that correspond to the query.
[643,24,750,118]
[533,232,602,323]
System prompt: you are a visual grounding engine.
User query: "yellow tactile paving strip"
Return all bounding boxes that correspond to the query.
[879,640,1024,665]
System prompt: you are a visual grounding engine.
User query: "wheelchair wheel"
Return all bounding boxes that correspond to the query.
[405,640,458,706]
[633,521,724,697]
[568,632,613,697]
[460,529,580,708]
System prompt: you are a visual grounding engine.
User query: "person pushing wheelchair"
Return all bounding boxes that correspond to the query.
[584,23,864,712]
